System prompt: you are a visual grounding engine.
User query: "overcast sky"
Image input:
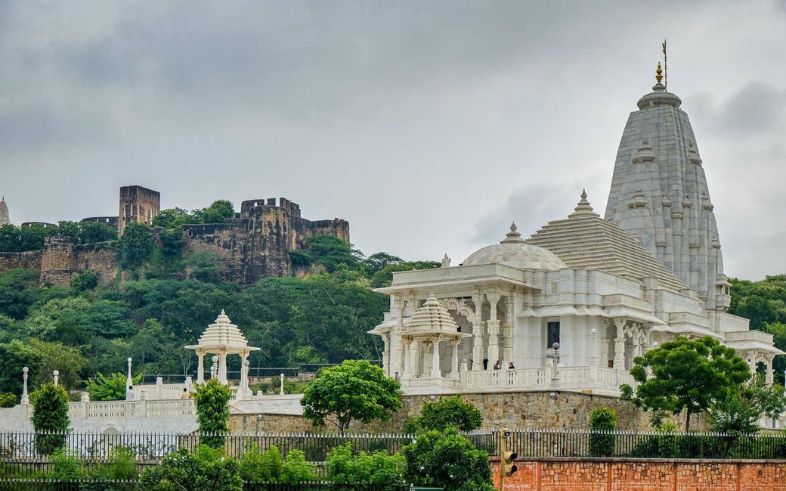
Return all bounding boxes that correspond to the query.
[1,1,785,280]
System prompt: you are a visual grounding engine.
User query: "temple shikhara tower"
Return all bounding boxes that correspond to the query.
[370,60,782,397]
[0,197,9,226]
[605,63,729,311]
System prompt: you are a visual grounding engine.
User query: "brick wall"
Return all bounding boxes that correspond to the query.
[490,459,786,490]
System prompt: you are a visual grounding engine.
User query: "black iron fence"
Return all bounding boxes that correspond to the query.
[501,429,786,460]
[3,429,786,465]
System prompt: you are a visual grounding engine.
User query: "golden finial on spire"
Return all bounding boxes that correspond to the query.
[655,62,663,84]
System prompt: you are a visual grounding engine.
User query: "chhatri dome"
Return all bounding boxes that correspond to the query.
[0,197,9,227]
[463,222,567,271]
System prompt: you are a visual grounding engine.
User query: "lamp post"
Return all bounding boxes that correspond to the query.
[53,370,59,386]
[280,373,285,395]
[126,357,133,389]
[21,367,29,405]
[546,342,561,388]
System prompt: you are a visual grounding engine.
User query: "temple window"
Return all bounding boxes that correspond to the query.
[547,321,560,348]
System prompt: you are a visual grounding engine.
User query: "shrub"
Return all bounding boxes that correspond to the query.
[326,443,406,491]
[30,383,70,455]
[49,450,85,480]
[71,270,98,291]
[193,379,231,449]
[239,444,283,483]
[403,429,494,491]
[139,446,242,491]
[280,449,317,484]
[405,396,482,433]
[588,407,616,457]
[100,446,138,480]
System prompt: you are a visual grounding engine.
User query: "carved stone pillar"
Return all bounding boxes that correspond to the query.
[431,339,442,379]
[613,318,627,370]
[450,339,460,379]
[395,296,406,376]
[196,350,205,384]
[218,351,228,384]
[487,292,501,365]
[503,295,514,362]
[471,294,485,371]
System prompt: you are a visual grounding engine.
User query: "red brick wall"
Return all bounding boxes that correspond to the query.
[490,459,786,490]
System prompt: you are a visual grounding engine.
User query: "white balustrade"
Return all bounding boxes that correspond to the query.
[461,366,633,394]
[68,399,195,420]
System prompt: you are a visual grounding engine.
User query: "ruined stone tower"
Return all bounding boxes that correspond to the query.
[0,197,9,226]
[605,64,729,311]
[118,185,160,236]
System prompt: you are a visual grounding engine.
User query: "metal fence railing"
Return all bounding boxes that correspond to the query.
[3,429,786,465]
[501,429,786,460]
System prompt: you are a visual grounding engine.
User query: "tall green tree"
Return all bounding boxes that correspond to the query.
[301,360,401,434]
[30,383,70,455]
[193,379,231,448]
[0,268,39,319]
[621,336,751,431]
[0,339,43,396]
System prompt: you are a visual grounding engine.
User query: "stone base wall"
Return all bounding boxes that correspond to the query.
[229,391,700,434]
[491,459,786,490]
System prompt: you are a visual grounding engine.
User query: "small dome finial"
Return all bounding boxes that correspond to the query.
[571,189,596,216]
[501,222,524,243]
[655,62,663,84]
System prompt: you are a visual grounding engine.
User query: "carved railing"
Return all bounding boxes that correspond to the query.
[68,400,196,420]
[461,366,632,393]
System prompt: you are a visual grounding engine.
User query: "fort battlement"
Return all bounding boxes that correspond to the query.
[0,187,349,286]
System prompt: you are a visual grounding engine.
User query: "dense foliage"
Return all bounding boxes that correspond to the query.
[87,372,142,401]
[621,336,751,431]
[403,429,494,491]
[588,407,617,456]
[139,446,244,491]
[729,275,786,383]
[194,379,232,448]
[325,443,407,490]
[301,360,402,434]
[30,383,70,455]
[405,396,482,433]
[152,200,236,229]
[0,221,116,252]
[707,377,786,434]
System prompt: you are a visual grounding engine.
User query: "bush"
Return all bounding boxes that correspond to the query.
[71,270,98,291]
[405,396,482,433]
[100,446,138,480]
[326,443,406,491]
[139,446,242,491]
[588,407,616,457]
[30,383,70,455]
[280,449,317,484]
[239,444,283,483]
[0,392,17,407]
[403,429,494,491]
[120,222,154,268]
[193,379,231,449]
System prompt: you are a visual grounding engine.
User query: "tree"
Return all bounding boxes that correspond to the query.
[301,360,402,434]
[193,379,231,448]
[78,221,117,243]
[0,268,39,319]
[708,377,786,435]
[0,339,43,396]
[87,372,142,401]
[588,407,617,456]
[197,200,235,224]
[406,396,482,433]
[30,383,70,455]
[28,339,87,390]
[621,336,751,431]
[153,208,193,229]
[403,429,494,491]
[120,222,154,268]
[294,236,360,273]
